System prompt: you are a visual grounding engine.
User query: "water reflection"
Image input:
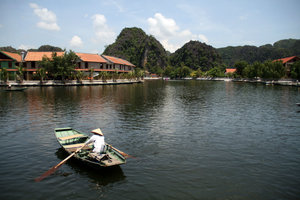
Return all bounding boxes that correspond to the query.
[55,148,126,186]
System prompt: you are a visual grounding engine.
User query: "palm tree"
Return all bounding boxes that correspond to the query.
[100,71,108,83]
[36,68,47,84]
[76,70,84,83]
[16,66,24,83]
[0,68,8,83]
[112,71,119,82]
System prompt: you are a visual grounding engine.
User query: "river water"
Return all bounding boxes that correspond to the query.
[0,80,299,200]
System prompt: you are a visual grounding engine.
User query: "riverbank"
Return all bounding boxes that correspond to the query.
[0,79,143,87]
[196,77,300,87]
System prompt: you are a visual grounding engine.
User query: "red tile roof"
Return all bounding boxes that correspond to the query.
[102,55,135,67]
[225,68,236,73]
[76,53,107,63]
[24,52,64,61]
[2,51,22,62]
[273,56,300,64]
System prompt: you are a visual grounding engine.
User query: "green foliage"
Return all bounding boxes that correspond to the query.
[75,70,84,81]
[0,68,8,82]
[16,66,24,82]
[38,50,78,80]
[36,68,47,82]
[235,60,286,79]
[99,71,109,82]
[234,61,248,77]
[134,68,145,79]
[206,67,225,77]
[290,61,300,80]
[218,39,300,66]
[261,61,285,79]
[169,41,221,72]
[163,66,173,77]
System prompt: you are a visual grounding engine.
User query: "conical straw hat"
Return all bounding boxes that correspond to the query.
[91,128,103,136]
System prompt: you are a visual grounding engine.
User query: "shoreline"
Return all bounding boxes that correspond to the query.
[196,77,300,87]
[0,79,143,87]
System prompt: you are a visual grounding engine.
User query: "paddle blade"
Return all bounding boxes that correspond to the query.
[34,165,60,182]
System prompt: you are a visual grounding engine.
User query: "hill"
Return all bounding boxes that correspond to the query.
[103,27,168,72]
[169,41,222,71]
[217,39,300,66]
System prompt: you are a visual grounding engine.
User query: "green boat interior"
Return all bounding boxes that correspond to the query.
[55,127,126,167]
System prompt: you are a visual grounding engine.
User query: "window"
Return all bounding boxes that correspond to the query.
[31,61,35,68]
[9,62,12,68]
[85,62,88,69]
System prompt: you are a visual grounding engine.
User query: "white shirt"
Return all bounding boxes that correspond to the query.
[86,135,105,153]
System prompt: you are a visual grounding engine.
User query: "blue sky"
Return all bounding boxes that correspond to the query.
[1,0,299,53]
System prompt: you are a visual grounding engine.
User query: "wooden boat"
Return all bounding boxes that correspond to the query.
[55,127,126,168]
[5,87,27,91]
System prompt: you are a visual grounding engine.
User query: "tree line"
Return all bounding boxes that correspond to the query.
[158,60,300,80]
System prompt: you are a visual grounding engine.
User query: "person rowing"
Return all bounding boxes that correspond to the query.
[85,128,106,154]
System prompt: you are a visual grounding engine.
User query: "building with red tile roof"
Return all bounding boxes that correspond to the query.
[75,53,109,71]
[225,68,236,73]
[273,56,300,75]
[1,51,136,80]
[102,55,135,72]
[273,56,300,64]
[24,51,64,62]
[0,51,22,73]
[2,51,22,62]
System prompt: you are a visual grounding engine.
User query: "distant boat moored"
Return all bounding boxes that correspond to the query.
[4,87,27,91]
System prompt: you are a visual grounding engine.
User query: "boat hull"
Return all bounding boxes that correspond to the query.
[54,127,126,168]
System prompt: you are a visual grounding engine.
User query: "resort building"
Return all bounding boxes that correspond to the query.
[0,51,22,80]
[75,53,109,71]
[225,68,237,74]
[273,56,300,75]
[12,51,136,80]
[102,55,135,72]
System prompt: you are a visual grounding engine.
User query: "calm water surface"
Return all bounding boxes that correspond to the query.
[0,80,299,200]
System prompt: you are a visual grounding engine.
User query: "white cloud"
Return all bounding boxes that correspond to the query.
[102,0,124,12]
[198,34,208,43]
[147,13,208,52]
[29,3,60,31]
[92,14,116,45]
[70,35,83,47]
[37,21,60,31]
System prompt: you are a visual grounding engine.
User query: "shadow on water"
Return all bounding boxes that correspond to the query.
[55,148,126,186]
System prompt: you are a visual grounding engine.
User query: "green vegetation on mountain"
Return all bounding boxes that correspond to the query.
[217,39,300,66]
[103,27,168,73]
[170,40,222,71]
[0,46,23,54]
[0,45,63,54]
[28,45,63,52]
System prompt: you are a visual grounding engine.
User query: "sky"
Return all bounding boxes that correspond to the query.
[0,0,299,54]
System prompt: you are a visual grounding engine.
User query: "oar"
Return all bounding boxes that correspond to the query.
[106,143,135,159]
[35,143,88,182]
